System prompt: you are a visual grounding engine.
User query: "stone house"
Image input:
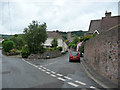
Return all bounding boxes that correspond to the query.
[44,31,68,52]
[88,11,120,34]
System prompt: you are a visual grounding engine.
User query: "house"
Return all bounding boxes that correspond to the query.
[44,30,68,52]
[67,32,73,42]
[0,39,4,44]
[88,11,120,34]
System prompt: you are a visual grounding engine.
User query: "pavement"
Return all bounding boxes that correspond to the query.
[1,50,117,89]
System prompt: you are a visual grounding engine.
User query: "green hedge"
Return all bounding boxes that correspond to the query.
[3,40,14,52]
[21,45,30,58]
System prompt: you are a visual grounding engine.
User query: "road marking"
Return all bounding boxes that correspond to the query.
[51,71,56,74]
[57,77,66,81]
[41,69,45,72]
[38,68,42,70]
[67,82,79,87]
[40,66,43,67]
[46,72,50,74]
[64,76,72,80]
[75,80,86,85]
[42,67,47,69]
[46,69,50,71]
[57,73,63,76]
[90,86,96,88]
[50,74,56,77]
[42,61,58,66]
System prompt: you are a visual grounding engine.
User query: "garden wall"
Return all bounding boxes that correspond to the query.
[28,50,62,59]
[84,26,119,84]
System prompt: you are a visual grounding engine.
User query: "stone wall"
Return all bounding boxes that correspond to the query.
[28,50,62,59]
[84,26,119,84]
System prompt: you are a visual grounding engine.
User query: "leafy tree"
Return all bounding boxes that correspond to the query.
[51,38,58,47]
[10,35,24,50]
[72,36,79,44]
[3,40,14,52]
[23,20,47,54]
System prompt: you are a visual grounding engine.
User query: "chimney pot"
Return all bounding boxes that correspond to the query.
[105,11,111,17]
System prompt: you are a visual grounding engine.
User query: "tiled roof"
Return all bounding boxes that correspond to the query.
[88,19,101,33]
[88,14,120,34]
[46,31,64,40]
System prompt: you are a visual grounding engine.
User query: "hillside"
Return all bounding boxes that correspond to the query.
[59,30,88,40]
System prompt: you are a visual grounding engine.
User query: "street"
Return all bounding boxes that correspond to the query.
[2,51,102,88]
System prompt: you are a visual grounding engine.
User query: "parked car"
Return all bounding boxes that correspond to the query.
[69,52,80,62]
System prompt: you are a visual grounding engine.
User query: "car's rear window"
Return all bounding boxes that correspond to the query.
[71,52,78,56]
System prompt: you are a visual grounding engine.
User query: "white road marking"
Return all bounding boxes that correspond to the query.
[46,69,50,71]
[22,58,24,60]
[41,69,45,72]
[34,65,38,68]
[90,86,96,88]
[42,67,47,69]
[42,61,58,66]
[40,66,43,67]
[51,71,56,74]
[67,82,79,87]
[46,72,50,74]
[38,68,42,70]
[64,76,72,80]
[50,74,56,77]
[75,80,86,85]
[57,77,66,81]
[57,73,63,76]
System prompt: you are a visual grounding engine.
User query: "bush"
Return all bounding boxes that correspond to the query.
[39,47,46,53]
[79,42,84,53]
[3,40,14,52]
[57,46,62,51]
[9,49,20,55]
[71,44,77,51]
[21,45,30,58]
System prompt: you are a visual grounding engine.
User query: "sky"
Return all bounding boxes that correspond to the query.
[0,0,119,35]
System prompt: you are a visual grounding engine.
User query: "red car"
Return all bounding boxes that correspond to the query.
[69,52,80,62]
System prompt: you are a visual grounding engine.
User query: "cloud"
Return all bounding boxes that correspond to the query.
[0,0,118,34]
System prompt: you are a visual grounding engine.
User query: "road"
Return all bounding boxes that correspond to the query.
[2,50,103,88]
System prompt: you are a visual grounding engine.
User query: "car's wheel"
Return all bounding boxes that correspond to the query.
[69,59,71,62]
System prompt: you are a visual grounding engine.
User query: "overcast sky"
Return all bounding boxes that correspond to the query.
[0,0,119,35]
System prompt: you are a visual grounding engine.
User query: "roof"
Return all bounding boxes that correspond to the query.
[46,31,64,40]
[88,19,101,33]
[88,13,120,34]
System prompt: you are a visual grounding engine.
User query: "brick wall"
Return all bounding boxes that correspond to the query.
[84,26,119,84]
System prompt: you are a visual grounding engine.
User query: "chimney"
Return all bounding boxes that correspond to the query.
[105,11,111,17]
[56,30,59,33]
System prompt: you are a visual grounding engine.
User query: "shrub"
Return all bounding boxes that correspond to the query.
[79,42,84,53]
[57,46,62,51]
[3,40,14,52]
[39,47,46,53]
[71,44,77,51]
[21,45,30,58]
[9,49,20,55]
[50,48,54,51]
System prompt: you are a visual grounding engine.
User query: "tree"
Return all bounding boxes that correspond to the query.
[23,20,47,54]
[72,36,79,44]
[3,40,14,52]
[10,34,24,50]
[51,38,58,47]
